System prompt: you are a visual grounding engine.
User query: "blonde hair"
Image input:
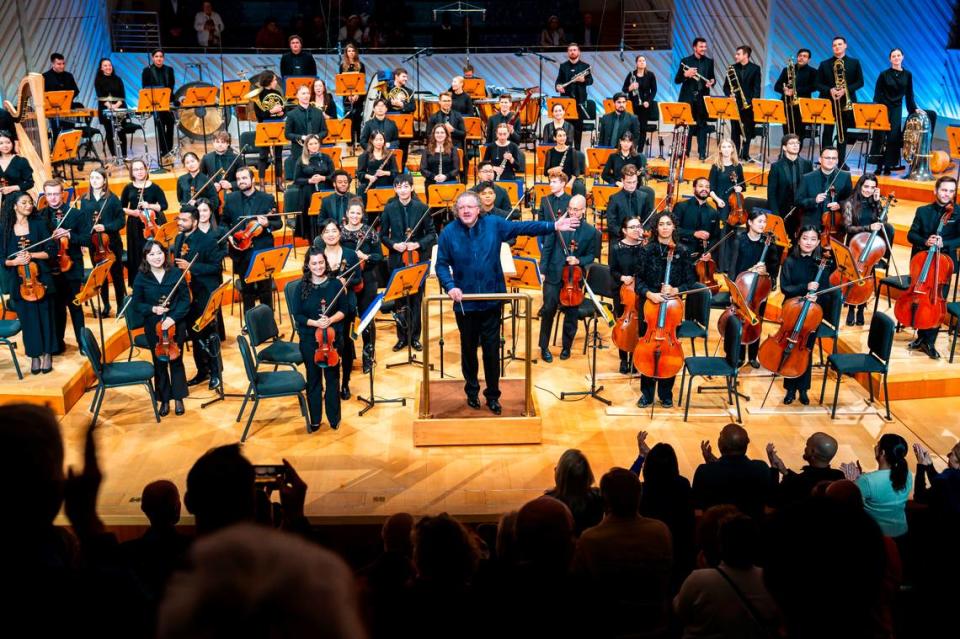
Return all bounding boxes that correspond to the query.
[300,134,323,164]
[713,138,740,168]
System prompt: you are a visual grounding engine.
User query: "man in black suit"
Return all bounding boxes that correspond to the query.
[816,36,864,169]
[796,146,852,229]
[555,43,593,147]
[773,48,817,145]
[671,177,720,256]
[359,98,399,148]
[598,93,640,148]
[536,173,572,222]
[471,162,512,211]
[159,0,192,48]
[692,423,772,519]
[141,49,177,157]
[723,45,761,161]
[279,35,317,78]
[319,170,352,224]
[604,164,651,256]
[200,131,244,204]
[674,37,716,161]
[485,94,521,145]
[284,85,328,178]
[766,134,813,239]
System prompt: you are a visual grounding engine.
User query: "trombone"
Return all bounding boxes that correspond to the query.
[783,57,796,135]
[725,64,748,143]
[832,58,854,144]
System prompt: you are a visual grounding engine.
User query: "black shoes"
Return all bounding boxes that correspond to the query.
[330,421,340,431]
[907,339,923,350]
[340,386,351,400]
[856,306,865,326]
[307,422,320,434]
[411,340,423,352]
[619,361,630,375]
[487,398,502,415]
[175,400,185,415]
[467,396,481,409]
[637,396,652,408]
[187,373,209,387]
[749,358,761,369]
[30,358,41,375]
[158,402,170,417]
[846,306,856,326]
[559,348,571,360]
[784,390,796,405]
[541,348,553,363]
[921,342,941,360]
[798,391,810,405]
[393,339,407,352]
[661,398,674,408]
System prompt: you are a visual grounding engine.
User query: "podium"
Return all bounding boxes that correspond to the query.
[180,84,219,155]
[752,99,788,185]
[853,103,891,171]
[798,98,835,161]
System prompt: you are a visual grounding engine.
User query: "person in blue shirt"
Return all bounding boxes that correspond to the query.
[436,191,580,414]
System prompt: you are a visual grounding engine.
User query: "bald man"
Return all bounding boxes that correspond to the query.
[692,423,772,518]
[766,433,845,507]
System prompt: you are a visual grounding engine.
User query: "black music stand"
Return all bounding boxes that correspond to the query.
[385,261,432,370]
[76,259,116,365]
[354,292,407,416]
[558,282,612,405]
[199,282,245,408]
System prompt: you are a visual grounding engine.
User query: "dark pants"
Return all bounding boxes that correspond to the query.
[640,374,675,403]
[299,340,341,427]
[257,146,284,189]
[396,289,423,342]
[632,102,652,153]
[154,111,175,156]
[868,106,904,169]
[187,289,215,378]
[455,306,502,401]
[147,322,188,402]
[99,115,129,158]
[233,252,273,315]
[52,273,85,353]
[540,282,579,351]
[730,108,756,159]
[783,345,815,392]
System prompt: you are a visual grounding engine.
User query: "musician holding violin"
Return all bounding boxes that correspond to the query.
[634,212,697,408]
[81,168,125,316]
[609,216,645,374]
[2,192,56,375]
[133,241,190,417]
[708,139,745,228]
[121,159,168,289]
[290,247,346,432]
[904,176,960,360]
[538,194,595,363]
[341,198,382,373]
[604,165,651,256]
[796,146,852,230]
[177,152,218,218]
[840,173,895,326]
[39,180,85,354]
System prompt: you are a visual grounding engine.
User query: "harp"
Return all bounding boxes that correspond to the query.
[2,73,52,196]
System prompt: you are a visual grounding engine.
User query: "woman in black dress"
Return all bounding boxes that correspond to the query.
[94,57,129,159]
[0,131,34,217]
[541,102,575,146]
[194,198,227,341]
[420,123,459,190]
[608,215,644,374]
[293,134,334,239]
[311,78,339,120]
[2,192,56,374]
[340,198,381,373]
[870,48,921,175]
[544,127,585,197]
[120,159,168,288]
[339,43,366,147]
[82,168,125,316]
[708,138,745,231]
[840,173,895,326]
[600,131,646,185]
[483,123,521,181]
[622,55,657,153]
[356,130,399,203]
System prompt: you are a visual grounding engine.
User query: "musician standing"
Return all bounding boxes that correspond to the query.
[121,159,168,288]
[724,45,761,161]
[541,102,576,146]
[766,134,813,240]
[320,170,353,224]
[81,169,125,316]
[773,49,816,144]
[359,98,399,148]
[386,68,415,165]
[841,173,894,326]
[905,176,960,360]
[870,48,921,175]
[598,93,640,148]
[437,191,580,413]
[357,131,399,200]
[544,129,585,197]
[340,198,381,373]
[539,194,595,362]
[222,166,281,313]
[279,35,317,78]
[555,43,592,147]
[177,152,216,215]
[339,43,366,148]
[0,131,34,216]
[427,92,467,161]
[537,173,572,222]
[94,58,129,159]
[450,76,475,116]
[675,37,716,161]
[42,53,81,97]
[796,146,852,230]
[609,215,644,374]
[200,131,243,197]
[815,37,864,169]
[486,95,521,145]
[622,55,657,153]
[604,165,651,256]
[141,49,176,158]
[292,134,334,238]
[421,123,460,190]
[39,180,85,355]
[285,85,328,180]
[672,177,721,256]
[472,162,512,211]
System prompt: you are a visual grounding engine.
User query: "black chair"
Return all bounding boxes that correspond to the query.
[120,294,151,361]
[873,275,910,329]
[236,334,309,441]
[677,284,711,356]
[679,314,743,423]
[947,301,959,363]
[819,312,894,420]
[814,295,843,368]
[0,292,22,379]
[743,196,767,215]
[80,327,160,427]
[581,100,598,144]
[244,304,302,371]
[643,100,662,159]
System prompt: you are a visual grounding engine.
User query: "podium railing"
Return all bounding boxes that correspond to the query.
[421,293,533,418]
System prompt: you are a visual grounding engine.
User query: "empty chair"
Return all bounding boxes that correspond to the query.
[677,284,711,355]
[819,312,894,420]
[235,334,309,441]
[244,303,302,370]
[679,314,744,423]
[80,327,160,427]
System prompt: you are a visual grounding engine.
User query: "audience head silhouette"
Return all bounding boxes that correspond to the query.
[184,444,255,535]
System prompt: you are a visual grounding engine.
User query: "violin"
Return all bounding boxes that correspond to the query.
[717,232,775,345]
[232,208,276,251]
[757,257,828,378]
[17,257,46,302]
[90,202,112,263]
[136,185,160,239]
[314,300,341,368]
[632,243,685,379]
[153,256,196,362]
[559,241,585,308]
[347,222,378,294]
[820,185,842,251]
[56,234,72,273]
[726,171,748,226]
[611,281,640,352]
[894,203,955,330]
[829,192,894,307]
[401,227,420,266]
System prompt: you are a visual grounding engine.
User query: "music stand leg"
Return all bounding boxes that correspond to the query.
[558,317,611,405]
[386,294,432,370]
[357,353,406,416]
[201,349,247,408]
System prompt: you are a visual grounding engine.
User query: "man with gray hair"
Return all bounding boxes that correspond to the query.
[766,432,844,507]
[436,191,580,413]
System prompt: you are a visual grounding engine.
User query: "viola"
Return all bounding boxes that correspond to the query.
[401,227,421,266]
[633,243,684,379]
[829,193,893,307]
[18,258,47,302]
[232,218,265,251]
[313,299,341,368]
[757,257,827,378]
[611,281,640,352]
[820,185,842,251]
[91,231,111,263]
[559,239,585,307]
[695,239,720,293]
[717,233,774,345]
[726,171,748,226]
[894,203,955,330]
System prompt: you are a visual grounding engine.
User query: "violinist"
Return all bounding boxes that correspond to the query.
[905,176,960,359]
[292,134,334,239]
[841,173,894,326]
[2,193,56,374]
[600,132,646,186]
[39,180,85,354]
[723,209,781,367]
[285,85,328,181]
[177,152,217,217]
[537,173,572,222]
[313,219,361,400]
[708,138,744,227]
[420,123,460,190]
[81,168,125,316]
[222,166,281,313]
[121,159,168,289]
[470,162,512,212]
[340,198,382,373]
[538,194,595,362]
[199,131,243,198]
[320,170,353,224]
[381,174,435,351]
[486,94,521,144]
[483,123,521,181]
[544,128,585,198]
[604,165,651,256]
[796,146,852,230]
[609,216,645,374]
[132,241,189,417]
[357,130,399,201]
[673,177,721,256]
[778,226,837,405]
[598,93,641,148]
[635,212,696,407]
[541,102,575,148]
[766,134,812,240]
[172,207,222,390]
[358,98,399,149]
[290,247,345,432]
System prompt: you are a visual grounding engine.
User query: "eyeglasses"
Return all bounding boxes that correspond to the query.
[625,224,642,230]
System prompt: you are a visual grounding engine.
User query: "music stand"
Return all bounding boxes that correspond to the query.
[136,87,172,172]
[387,113,415,139]
[323,119,352,146]
[947,126,960,181]
[181,84,219,156]
[765,213,792,251]
[798,98,835,161]
[427,183,465,212]
[254,121,287,192]
[495,180,521,207]
[591,184,619,212]
[308,190,335,240]
[752,99,787,185]
[498,255,542,371]
[384,261,431,370]
[586,146,615,178]
[284,76,313,100]
[546,97,578,120]
[828,238,865,305]
[603,98,634,114]
[511,235,541,260]
[462,78,487,99]
[853,104,891,172]
[197,282,244,408]
[659,102,695,128]
[50,129,82,185]
[334,72,366,97]
[244,245,291,325]
[74,258,115,363]
[704,96,740,147]
[365,187,394,212]
[153,220,180,247]
[221,80,250,144]
[353,292,406,415]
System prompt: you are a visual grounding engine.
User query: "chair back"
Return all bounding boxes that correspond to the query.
[820,292,842,332]
[245,304,280,348]
[283,280,302,339]
[79,328,104,380]
[236,334,259,386]
[585,263,614,299]
[743,196,767,216]
[722,315,744,369]
[684,284,712,328]
[121,294,145,332]
[867,312,895,368]
[592,227,603,262]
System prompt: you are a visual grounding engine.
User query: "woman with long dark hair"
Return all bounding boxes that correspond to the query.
[81,168,125,316]
[356,130,398,201]
[0,130,34,218]
[842,433,913,538]
[601,131,646,186]
[340,198,381,373]
[870,48,921,175]
[421,123,459,191]
[120,159,168,288]
[339,43,366,147]
[94,58,129,159]
[545,448,603,536]
[840,173,895,326]
[293,134,334,239]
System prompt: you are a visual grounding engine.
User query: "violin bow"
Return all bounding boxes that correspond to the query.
[6,202,81,258]
[182,168,225,205]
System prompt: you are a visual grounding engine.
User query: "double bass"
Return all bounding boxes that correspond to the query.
[632,243,684,378]
[829,192,894,307]
[758,258,828,378]
[894,203,955,330]
[717,233,775,345]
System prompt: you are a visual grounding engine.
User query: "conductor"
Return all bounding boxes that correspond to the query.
[436,192,580,414]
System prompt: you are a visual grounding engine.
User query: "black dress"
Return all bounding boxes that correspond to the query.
[608,240,644,365]
[340,223,383,356]
[290,277,344,428]
[0,155,34,217]
[176,171,219,217]
[120,183,168,288]
[420,149,460,189]
[622,69,658,150]
[94,73,128,157]
[292,153,335,239]
[356,151,399,198]
[80,191,126,312]
[778,251,836,392]
[870,68,918,170]
[708,163,744,229]
[724,231,781,361]
[132,267,190,403]
[483,142,521,181]
[2,218,57,358]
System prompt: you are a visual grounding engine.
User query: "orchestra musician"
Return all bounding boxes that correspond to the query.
[386,67,415,165]
[598,93,640,148]
[723,45,761,161]
[194,198,227,343]
[81,169,125,317]
[340,198,381,373]
[94,58,129,159]
[39,180,85,355]
[622,55,657,153]
[285,85,328,180]
[279,35,317,78]
[177,152,217,216]
[778,226,838,405]
[42,53,82,98]
[0,131,34,216]
[222,166,281,313]
[471,162,512,211]
[543,127,585,197]
[539,194,595,362]
[483,123,521,181]
[609,215,644,374]
[841,173,895,326]
[816,36,864,169]
[635,212,696,408]
[449,76,475,116]
[675,37,716,161]
[290,247,345,432]
[421,123,460,190]
[133,240,189,417]
[357,130,399,200]
[476,181,516,220]
[436,190,581,414]
[673,177,721,256]
[171,206,223,390]
[359,98,399,148]
[797,146,852,229]
[486,94,521,145]
[870,48,921,175]
[251,71,286,192]
[311,78,339,120]
[427,92,467,158]
[773,49,816,143]
[141,49,176,158]
[766,134,813,240]
[537,172,572,222]
[200,131,243,199]
[339,42,366,147]
[320,170,353,224]
[905,176,959,360]
[604,165,651,256]
[121,159,168,288]
[2,192,56,375]
[555,43,592,146]
[541,102,575,147]
[292,134,334,239]
[708,139,745,225]
[600,132,646,186]
[381,174,436,351]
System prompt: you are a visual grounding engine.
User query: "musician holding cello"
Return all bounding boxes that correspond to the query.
[81,168,125,317]
[538,194,595,363]
[121,159,168,289]
[39,179,86,355]
[132,240,190,417]
[609,216,645,374]
[840,173,895,326]
[903,176,960,360]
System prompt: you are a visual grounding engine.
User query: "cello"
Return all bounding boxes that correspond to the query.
[632,243,685,378]
[154,255,197,363]
[717,232,775,345]
[894,203,955,330]
[544,197,585,307]
[611,281,640,352]
[829,192,894,307]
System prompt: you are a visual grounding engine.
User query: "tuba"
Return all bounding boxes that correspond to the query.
[903,110,934,181]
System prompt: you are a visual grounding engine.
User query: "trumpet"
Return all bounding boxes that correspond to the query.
[558,66,591,90]
[680,63,709,84]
